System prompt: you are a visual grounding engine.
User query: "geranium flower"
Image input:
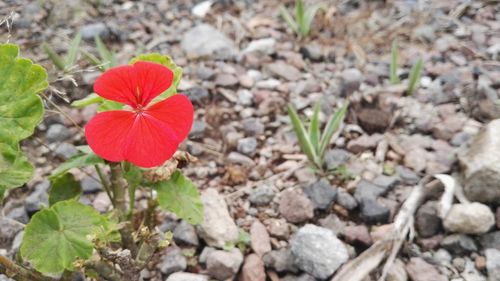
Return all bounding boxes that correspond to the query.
[85,61,194,168]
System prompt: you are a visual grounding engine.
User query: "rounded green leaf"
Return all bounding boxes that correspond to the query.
[0,143,32,200]
[153,171,203,225]
[49,173,82,206]
[21,200,105,275]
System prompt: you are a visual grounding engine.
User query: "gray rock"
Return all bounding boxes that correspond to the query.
[55,143,78,159]
[278,189,314,224]
[267,61,302,81]
[81,176,102,193]
[360,198,390,225]
[318,214,346,235]
[340,68,363,95]
[242,118,264,136]
[416,201,442,238]
[166,272,209,281]
[290,224,349,279]
[324,149,351,170]
[0,217,24,248]
[372,175,400,190]
[396,165,420,184]
[189,120,206,140]
[185,87,210,105]
[249,185,275,206]
[46,124,71,142]
[181,24,236,60]
[354,180,389,202]
[336,189,358,210]
[250,220,271,257]
[443,203,495,234]
[237,90,254,106]
[157,246,187,275]
[237,137,258,157]
[480,231,500,251]
[242,38,276,55]
[459,119,500,203]
[405,257,447,281]
[25,180,49,214]
[413,25,436,42]
[441,234,477,255]
[303,179,337,210]
[433,249,452,265]
[206,249,244,280]
[215,73,238,87]
[199,247,216,264]
[80,22,110,40]
[173,220,199,247]
[263,248,298,273]
[299,44,323,61]
[486,248,500,281]
[197,188,239,248]
[227,152,255,166]
[6,207,28,224]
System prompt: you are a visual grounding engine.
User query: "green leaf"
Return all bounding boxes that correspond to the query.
[97,100,122,112]
[309,102,321,154]
[65,32,82,69]
[153,171,204,225]
[95,214,121,244]
[42,42,65,71]
[0,143,33,201]
[295,0,305,31]
[319,101,349,159]
[287,104,319,166]
[51,152,104,179]
[94,35,116,69]
[130,53,183,99]
[81,50,105,71]
[0,43,48,199]
[301,3,325,36]
[71,93,104,108]
[279,6,299,34]
[390,40,400,84]
[21,200,106,274]
[49,173,82,206]
[407,58,423,95]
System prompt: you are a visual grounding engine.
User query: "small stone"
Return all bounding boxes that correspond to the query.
[215,73,239,87]
[54,143,78,159]
[404,147,427,172]
[267,61,301,81]
[6,207,28,224]
[405,257,447,281]
[250,220,271,257]
[433,249,452,265]
[441,234,478,255]
[360,198,390,225]
[189,120,206,140]
[228,152,255,166]
[480,231,500,251]
[443,203,495,235]
[475,255,486,271]
[354,180,389,202]
[318,214,346,235]
[206,249,244,280]
[81,176,102,193]
[290,224,349,279]
[302,179,337,210]
[173,220,199,247]
[185,87,210,105]
[387,259,408,281]
[281,273,316,281]
[166,272,209,281]
[416,201,442,238]
[340,68,363,95]
[0,217,23,248]
[299,44,323,61]
[396,165,420,184]
[238,90,254,105]
[157,246,187,275]
[237,137,258,157]
[357,108,391,134]
[46,124,71,142]
[263,248,298,273]
[242,38,276,55]
[24,180,49,214]
[197,188,239,248]
[324,149,351,170]
[373,175,400,190]
[266,218,290,239]
[181,24,237,60]
[240,254,266,281]
[92,192,111,213]
[242,118,264,136]
[413,25,436,42]
[278,189,314,224]
[336,189,358,211]
[249,185,275,206]
[486,248,500,280]
[80,22,110,40]
[347,134,383,153]
[199,247,216,264]
[342,225,372,247]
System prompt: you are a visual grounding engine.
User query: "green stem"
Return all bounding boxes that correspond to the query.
[94,165,115,208]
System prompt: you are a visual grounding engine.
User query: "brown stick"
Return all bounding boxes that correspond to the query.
[0,255,53,281]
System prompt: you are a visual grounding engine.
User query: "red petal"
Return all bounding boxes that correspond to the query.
[93,61,173,108]
[85,95,193,167]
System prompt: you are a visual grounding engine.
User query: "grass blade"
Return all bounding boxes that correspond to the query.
[81,50,105,71]
[301,3,325,37]
[94,35,117,69]
[42,43,65,71]
[279,6,299,34]
[71,93,104,108]
[390,40,400,84]
[309,102,321,154]
[65,32,82,69]
[287,104,318,166]
[319,101,349,158]
[407,58,423,95]
[295,0,305,30]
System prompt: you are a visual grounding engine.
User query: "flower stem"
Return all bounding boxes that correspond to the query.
[94,165,115,208]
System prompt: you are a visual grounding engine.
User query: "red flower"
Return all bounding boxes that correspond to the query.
[85,61,194,168]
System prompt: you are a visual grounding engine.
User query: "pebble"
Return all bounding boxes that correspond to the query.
[263,248,298,273]
[324,149,351,170]
[416,201,442,238]
[54,143,78,159]
[240,254,266,281]
[181,24,237,60]
[485,248,500,281]
[347,134,383,153]
[6,207,29,224]
[46,124,71,143]
[166,272,209,281]
[299,43,323,61]
[290,224,349,279]
[249,185,275,206]
[441,234,478,255]
[157,246,187,275]
[250,220,271,257]
[206,249,244,280]
[237,137,258,157]
[357,108,391,134]
[340,68,363,95]
[302,179,337,210]
[336,189,358,210]
[405,257,447,281]
[242,38,276,55]
[173,220,199,247]
[354,180,390,202]
[197,188,239,248]
[266,218,290,239]
[189,120,206,140]
[80,22,110,40]
[238,90,254,106]
[92,192,111,213]
[81,176,102,193]
[215,73,239,87]
[24,180,49,214]
[443,203,495,235]
[281,273,316,281]
[318,214,346,235]
[342,225,373,247]
[242,118,264,136]
[360,198,390,225]
[387,259,408,281]
[0,217,23,248]
[227,152,255,166]
[267,61,302,81]
[480,231,500,251]
[278,189,314,224]
[185,87,210,105]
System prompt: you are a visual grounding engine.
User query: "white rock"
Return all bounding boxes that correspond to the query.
[443,203,495,235]
[242,38,276,55]
[181,24,237,60]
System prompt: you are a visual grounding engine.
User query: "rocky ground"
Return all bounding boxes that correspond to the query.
[1,0,500,281]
